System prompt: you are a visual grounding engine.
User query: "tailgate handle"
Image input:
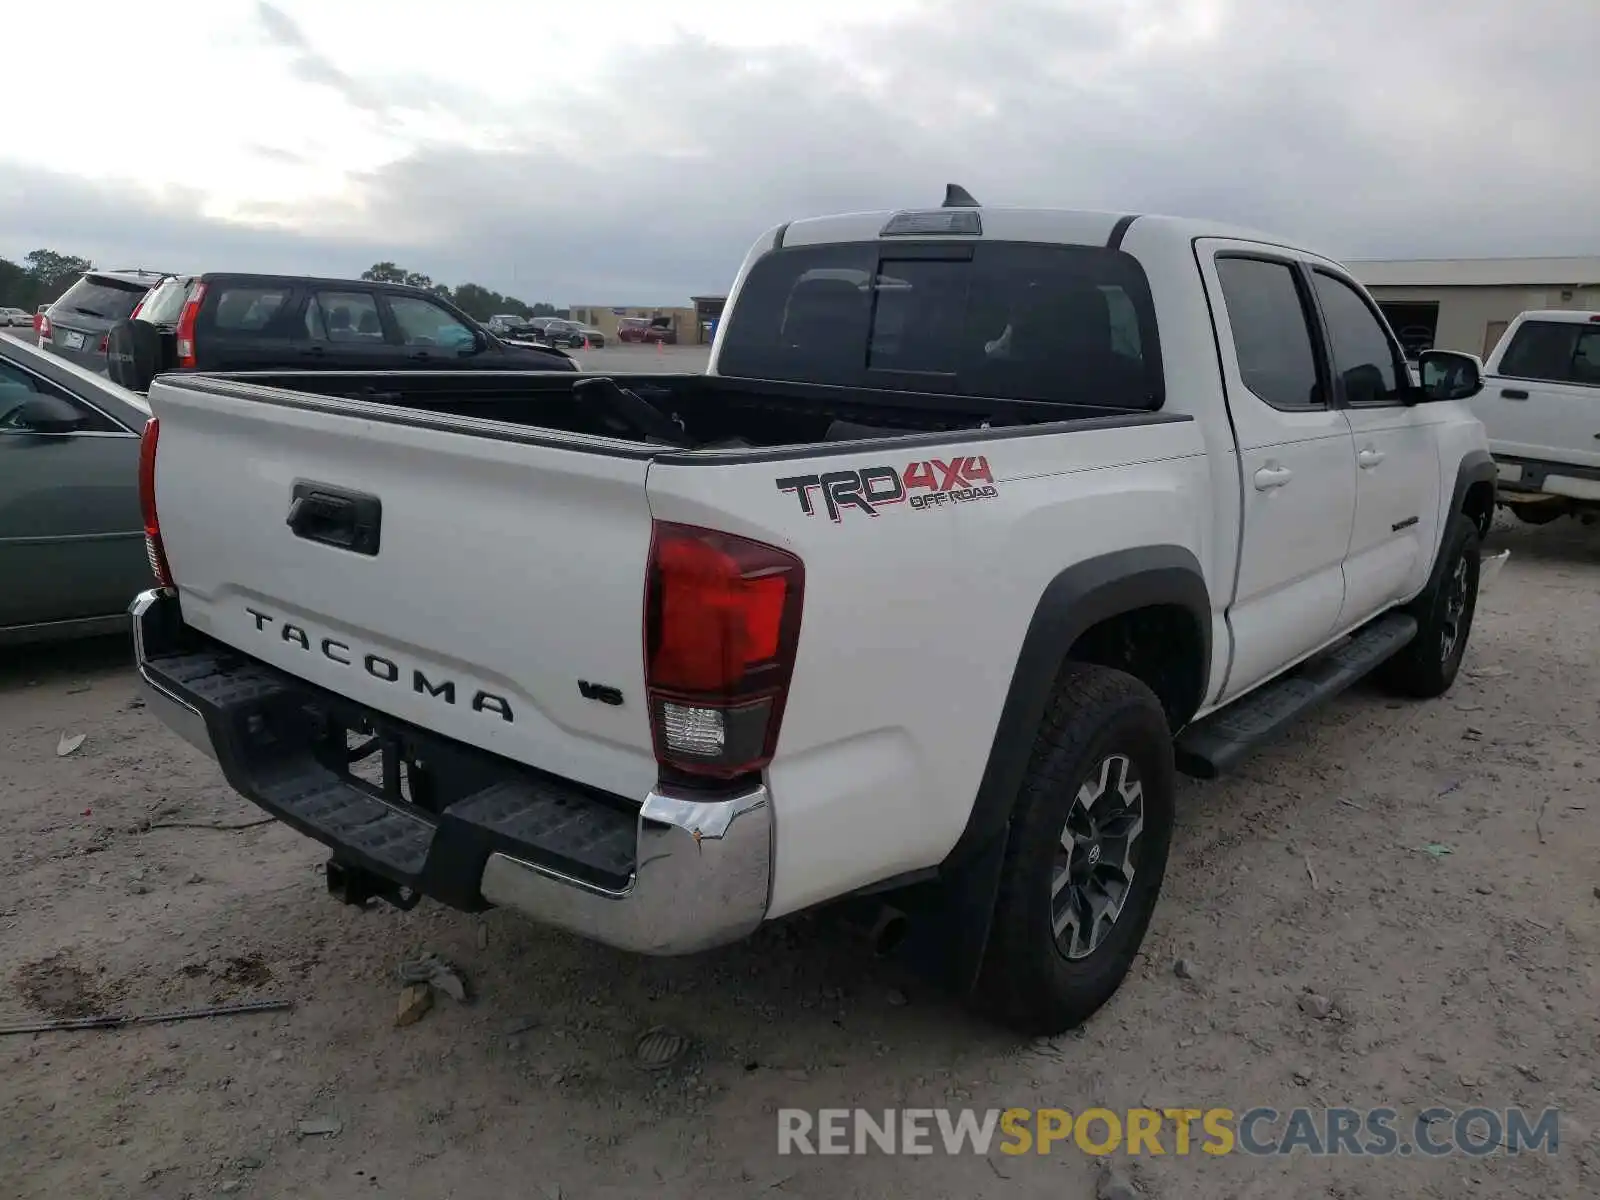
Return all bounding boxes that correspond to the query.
[286,481,382,556]
[1500,388,1529,400]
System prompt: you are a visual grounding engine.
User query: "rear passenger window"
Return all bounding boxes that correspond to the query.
[1214,257,1322,411]
[211,287,293,334]
[1498,321,1600,388]
[308,292,383,343]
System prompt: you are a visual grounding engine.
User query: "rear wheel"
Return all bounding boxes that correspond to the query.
[1377,515,1481,699]
[973,663,1175,1035]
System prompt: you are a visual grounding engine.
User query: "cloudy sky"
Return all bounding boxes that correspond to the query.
[1,0,1593,305]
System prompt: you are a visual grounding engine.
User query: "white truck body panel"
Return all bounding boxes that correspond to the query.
[1474,309,1600,479]
[647,418,1209,915]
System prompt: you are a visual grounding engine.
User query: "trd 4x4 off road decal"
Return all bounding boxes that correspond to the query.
[776,455,998,522]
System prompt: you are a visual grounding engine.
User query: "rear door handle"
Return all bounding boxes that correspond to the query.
[1501,388,1528,400]
[1254,464,1293,491]
[1357,447,1385,469]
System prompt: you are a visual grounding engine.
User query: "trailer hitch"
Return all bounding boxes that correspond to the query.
[325,858,421,911]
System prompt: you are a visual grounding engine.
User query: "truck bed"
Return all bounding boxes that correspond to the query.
[161,368,1157,454]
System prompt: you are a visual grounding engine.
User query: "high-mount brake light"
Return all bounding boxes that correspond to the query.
[644,522,804,780]
[880,209,983,237]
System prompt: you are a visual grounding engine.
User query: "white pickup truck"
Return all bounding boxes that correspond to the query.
[132,195,1497,1034]
[1471,308,1600,524]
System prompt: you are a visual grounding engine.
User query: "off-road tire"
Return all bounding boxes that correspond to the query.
[973,663,1175,1035]
[1376,514,1481,699]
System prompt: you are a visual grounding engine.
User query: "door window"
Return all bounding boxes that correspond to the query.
[387,296,477,350]
[1497,320,1600,388]
[1311,271,1404,406]
[0,362,123,433]
[209,286,294,335]
[1213,256,1324,411]
[308,292,384,343]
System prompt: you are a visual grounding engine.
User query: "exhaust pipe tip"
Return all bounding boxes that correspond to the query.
[836,898,911,958]
[872,909,910,958]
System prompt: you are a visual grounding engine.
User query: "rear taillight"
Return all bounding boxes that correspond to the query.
[37,314,51,340]
[175,283,206,368]
[138,418,174,587]
[645,522,804,780]
[130,298,145,320]
[98,334,108,354]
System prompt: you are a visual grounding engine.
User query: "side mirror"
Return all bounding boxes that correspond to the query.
[1418,350,1484,402]
[15,393,86,434]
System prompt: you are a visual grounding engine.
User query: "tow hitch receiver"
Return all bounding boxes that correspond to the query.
[326,858,421,911]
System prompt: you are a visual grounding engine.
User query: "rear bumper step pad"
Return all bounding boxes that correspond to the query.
[130,589,772,955]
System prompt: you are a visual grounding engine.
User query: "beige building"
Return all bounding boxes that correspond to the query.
[1350,257,1600,360]
[567,297,727,346]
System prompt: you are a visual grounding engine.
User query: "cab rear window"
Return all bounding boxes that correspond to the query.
[716,241,1163,409]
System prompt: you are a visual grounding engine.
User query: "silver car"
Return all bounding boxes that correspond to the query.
[0,307,32,327]
[0,333,154,644]
[39,268,167,374]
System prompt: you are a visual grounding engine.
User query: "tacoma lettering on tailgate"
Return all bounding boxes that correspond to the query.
[244,607,514,722]
[776,455,998,522]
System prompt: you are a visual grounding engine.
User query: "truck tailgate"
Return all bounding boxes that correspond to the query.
[148,381,658,801]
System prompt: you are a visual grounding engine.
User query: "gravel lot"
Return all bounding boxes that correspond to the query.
[3,515,1597,1199]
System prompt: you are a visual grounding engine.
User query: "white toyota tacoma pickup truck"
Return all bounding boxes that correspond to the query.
[132,194,1497,1033]
[1470,308,1600,525]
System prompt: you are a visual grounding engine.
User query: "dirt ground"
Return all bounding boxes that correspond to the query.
[3,515,1597,1200]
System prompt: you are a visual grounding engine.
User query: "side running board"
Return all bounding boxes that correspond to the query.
[1175,612,1418,779]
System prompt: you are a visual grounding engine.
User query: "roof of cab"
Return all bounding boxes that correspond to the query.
[1509,309,1600,325]
[776,207,1322,259]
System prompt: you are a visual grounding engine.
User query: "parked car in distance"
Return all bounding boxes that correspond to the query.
[522,316,560,342]
[105,274,576,391]
[1470,309,1600,525]
[1,336,153,645]
[540,319,595,349]
[486,313,539,339]
[39,268,168,374]
[132,194,1496,1035]
[0,307,32,327]
[617,315,677,345]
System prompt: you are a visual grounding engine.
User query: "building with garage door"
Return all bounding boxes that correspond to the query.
[1350,257,1600,361]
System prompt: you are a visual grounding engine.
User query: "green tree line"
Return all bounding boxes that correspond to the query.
[0,249,564,324]
[0,250,96,312]
[359,262,564,321]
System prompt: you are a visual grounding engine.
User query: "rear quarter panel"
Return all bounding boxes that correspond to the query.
[646,419,1209,916]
